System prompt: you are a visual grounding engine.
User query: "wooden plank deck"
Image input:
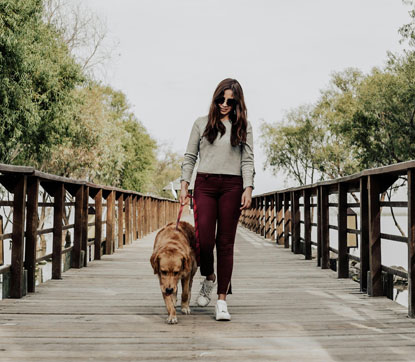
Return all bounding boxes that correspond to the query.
[1,216,415,361]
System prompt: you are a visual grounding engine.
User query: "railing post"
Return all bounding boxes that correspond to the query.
[157,200,161,229]
[320,186,329,269]
[408,168,415,317]
[11,175,27,298]
[118,193,124,248]
[256,198,260,234]
[249,198,253,231]
[130,195,135,239]
[138,196,143,238]
[25,176,39,292]
[82,186,89,267]
[269,194,275,240]
[276,193,283,245]
[52,182,64,279]
[303,189,312,260]
[368,175,382,296]
[145,197,149,236]
[317,187,322,267]
[338,182,348,278]
[262,196,267,236]
[292,191,301,254]
[133,195,137,240]
[284,192,290,248]
[94,189,102,260]
[72,185,83,268]
[125,194,131,245]
[360,176,369,292]
[106,190,115,255]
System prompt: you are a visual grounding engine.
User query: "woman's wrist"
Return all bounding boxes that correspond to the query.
[181,180,189,191]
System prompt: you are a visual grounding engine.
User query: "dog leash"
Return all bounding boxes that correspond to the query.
[176,194,200,266]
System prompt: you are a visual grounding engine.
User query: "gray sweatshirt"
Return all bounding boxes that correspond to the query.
[180,115,255,189]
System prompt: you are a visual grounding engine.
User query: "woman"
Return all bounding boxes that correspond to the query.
[180,78,255,321]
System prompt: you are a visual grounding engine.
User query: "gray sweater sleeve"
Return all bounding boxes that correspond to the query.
[241,121,255,189]
[180,119,200,184]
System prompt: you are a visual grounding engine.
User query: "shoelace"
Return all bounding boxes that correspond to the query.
[199,280,214,297]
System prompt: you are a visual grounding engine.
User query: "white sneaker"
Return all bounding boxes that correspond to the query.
[215,300,231,321]
[197,278,215,307]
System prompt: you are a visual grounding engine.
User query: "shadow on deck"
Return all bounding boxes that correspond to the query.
[0,215,414,361]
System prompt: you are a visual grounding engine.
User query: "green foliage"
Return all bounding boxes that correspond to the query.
[261,106,325,185]
[340,57,415,168]
[120,117,157,192]
[0,0,84,166]
[147,145,183,197]
[262,56,415,184]
[0,1,166,195]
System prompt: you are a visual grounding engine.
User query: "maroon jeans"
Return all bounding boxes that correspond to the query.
[193,172,243,295]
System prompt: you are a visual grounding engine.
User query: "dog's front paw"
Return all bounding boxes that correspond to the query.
[181,305,191,315]
[166,315,178,324]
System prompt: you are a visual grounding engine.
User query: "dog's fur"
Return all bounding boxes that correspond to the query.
[150,221,198,324]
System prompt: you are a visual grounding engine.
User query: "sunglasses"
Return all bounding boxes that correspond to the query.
[215,96,237,107]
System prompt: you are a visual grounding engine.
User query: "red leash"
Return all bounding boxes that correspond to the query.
[176,194,200,266]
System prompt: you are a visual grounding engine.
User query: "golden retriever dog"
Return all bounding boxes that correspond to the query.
[150,221,198,324]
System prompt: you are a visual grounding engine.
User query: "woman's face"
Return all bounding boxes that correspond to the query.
[218,89,235,118]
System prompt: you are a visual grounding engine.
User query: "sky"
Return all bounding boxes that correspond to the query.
[82,0,410,195]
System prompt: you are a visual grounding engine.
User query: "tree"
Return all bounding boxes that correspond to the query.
[340,58,415,169]
[261,106,325,185]
[147,143,183,197]
[0,0,84,166]
[42,0,117,79]
[313,68,363,178]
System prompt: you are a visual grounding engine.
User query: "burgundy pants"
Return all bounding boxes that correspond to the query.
[193,173,243,295]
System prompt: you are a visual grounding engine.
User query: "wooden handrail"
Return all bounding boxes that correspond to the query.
[0,163,179,298]
[240,160,415,318]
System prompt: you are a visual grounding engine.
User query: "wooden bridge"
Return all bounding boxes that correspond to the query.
[1,162,415,361]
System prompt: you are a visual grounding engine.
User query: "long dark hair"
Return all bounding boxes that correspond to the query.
[203,78,248,147]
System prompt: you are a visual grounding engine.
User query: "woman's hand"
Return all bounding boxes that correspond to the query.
[240,186,253,210]
[179,181,190,205]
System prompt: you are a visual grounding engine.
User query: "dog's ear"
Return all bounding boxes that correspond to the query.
[150,252,159,274]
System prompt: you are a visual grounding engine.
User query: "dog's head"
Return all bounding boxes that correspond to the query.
[150,241,191,296]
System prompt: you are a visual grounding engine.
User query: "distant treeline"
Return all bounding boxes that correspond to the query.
[261,1,415,186]
[0,0,180,196]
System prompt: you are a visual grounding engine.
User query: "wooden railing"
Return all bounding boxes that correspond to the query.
[240,160,415,317]
[0,164,178,299]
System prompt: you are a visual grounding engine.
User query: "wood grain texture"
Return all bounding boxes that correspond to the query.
[10,175,27,298]
[1,216,415,361]
[94,190,102,260]
[25,177,39,292]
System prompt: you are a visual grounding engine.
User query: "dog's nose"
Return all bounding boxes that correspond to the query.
[165,288,173,295]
